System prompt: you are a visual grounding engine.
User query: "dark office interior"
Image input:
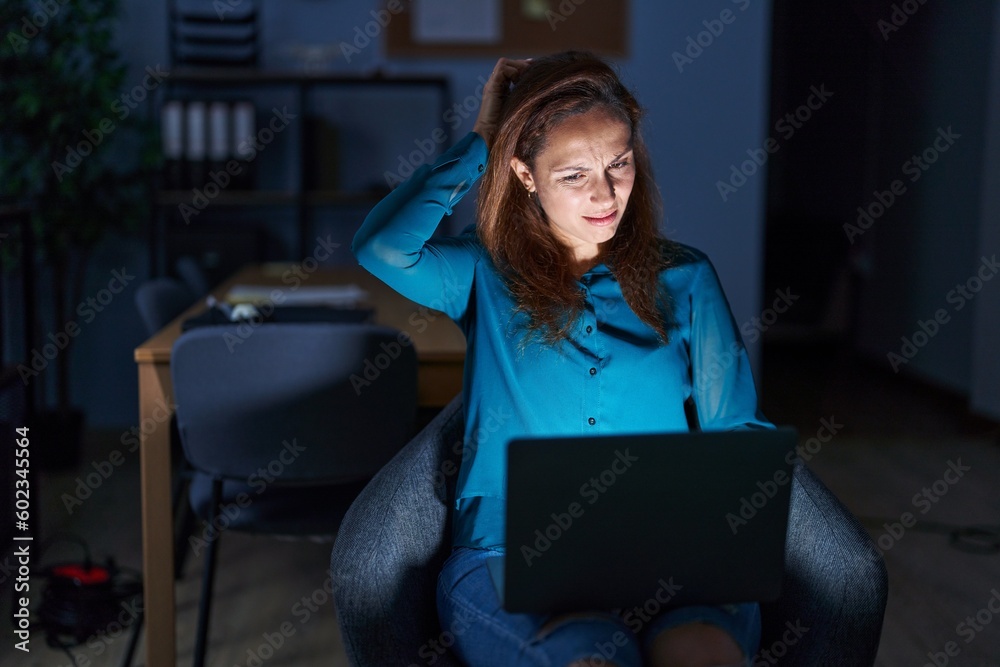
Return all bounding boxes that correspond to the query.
[1,0,999,665]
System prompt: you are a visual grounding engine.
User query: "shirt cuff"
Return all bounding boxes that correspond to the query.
[432,131,489,186]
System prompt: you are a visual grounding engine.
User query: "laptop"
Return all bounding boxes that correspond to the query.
[487,428,798,613]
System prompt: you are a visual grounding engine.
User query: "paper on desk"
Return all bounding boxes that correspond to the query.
[412,0,501,43]
[225,284,369,307]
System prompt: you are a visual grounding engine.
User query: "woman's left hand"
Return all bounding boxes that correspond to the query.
[472,57,532,150]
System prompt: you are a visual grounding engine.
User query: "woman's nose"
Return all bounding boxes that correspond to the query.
[591,174,615,203]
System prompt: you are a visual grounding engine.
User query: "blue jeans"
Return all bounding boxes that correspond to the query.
[436,547,761,666]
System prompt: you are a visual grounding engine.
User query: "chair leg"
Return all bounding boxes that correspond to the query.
[193,478,222,667]
[174,482,197,580]
[171,417,197,580]
[118,604,144,667]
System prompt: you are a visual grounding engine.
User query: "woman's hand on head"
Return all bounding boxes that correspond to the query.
[473,57,532,151]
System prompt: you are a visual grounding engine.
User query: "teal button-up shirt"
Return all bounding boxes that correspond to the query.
[353,132,773,550]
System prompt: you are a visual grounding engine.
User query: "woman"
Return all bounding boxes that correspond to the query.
[353,52,772,667]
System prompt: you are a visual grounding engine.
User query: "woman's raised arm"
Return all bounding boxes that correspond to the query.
[351,57,530,320]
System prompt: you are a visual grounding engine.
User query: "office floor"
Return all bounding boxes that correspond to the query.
[3,338,1000,666]
[759,339,1000,667]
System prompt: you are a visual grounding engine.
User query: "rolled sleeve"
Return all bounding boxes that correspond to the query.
[352,132,488,320]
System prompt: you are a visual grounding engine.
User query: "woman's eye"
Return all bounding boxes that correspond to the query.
[561,173,584,183]
[610,159,630,170]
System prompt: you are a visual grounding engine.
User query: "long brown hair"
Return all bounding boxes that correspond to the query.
[477,51,676,345]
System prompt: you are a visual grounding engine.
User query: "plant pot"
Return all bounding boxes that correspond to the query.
[33,407,85,471]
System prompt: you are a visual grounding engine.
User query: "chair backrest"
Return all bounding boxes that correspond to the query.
[171,323,417,484]
[135,278,195,336]
[175,255,212,296]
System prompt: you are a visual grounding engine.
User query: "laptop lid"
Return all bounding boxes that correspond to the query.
[497,428,798,614]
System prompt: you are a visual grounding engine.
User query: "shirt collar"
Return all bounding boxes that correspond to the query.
[583,262,613,276]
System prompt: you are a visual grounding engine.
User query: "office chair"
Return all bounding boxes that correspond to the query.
[175,255,212,297]
[135,277,196,337]
[331,395,889,667]
[172,322,418,667]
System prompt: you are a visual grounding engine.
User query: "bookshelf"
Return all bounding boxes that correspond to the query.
[149,68,451,275]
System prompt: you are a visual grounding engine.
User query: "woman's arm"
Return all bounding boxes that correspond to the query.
[352,132,486,320]
[688,255,774,431]
[352,57,531,320]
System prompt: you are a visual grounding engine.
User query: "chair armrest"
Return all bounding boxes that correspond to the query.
[760,461,888,666]
[331,395,465,667]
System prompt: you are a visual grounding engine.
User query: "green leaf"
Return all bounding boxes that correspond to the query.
[17,93,41,118]
[0,0,150,263]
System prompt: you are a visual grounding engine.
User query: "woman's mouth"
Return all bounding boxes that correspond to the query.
[583,210,617,226]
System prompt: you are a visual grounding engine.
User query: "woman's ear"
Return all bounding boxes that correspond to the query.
[509,156,536,193]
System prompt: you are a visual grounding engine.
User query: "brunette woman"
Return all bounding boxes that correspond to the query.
[354,52,771,667]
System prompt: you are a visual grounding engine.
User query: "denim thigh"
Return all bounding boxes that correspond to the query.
[436,547,761,666]
[436,547,643,667]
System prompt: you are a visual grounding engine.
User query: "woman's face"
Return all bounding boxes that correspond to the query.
[510,107,635,264]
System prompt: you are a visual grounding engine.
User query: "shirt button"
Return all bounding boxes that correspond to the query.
[586,325,593,334]
[589,367,596,376]
[588,417,596,426]
[478,164,484,172]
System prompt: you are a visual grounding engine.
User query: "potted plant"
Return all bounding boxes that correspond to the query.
[0,0,158,468]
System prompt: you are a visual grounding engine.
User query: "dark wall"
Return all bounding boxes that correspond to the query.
[764,0,997,398]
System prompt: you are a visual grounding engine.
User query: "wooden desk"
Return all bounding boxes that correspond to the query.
[133,263,465,667]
